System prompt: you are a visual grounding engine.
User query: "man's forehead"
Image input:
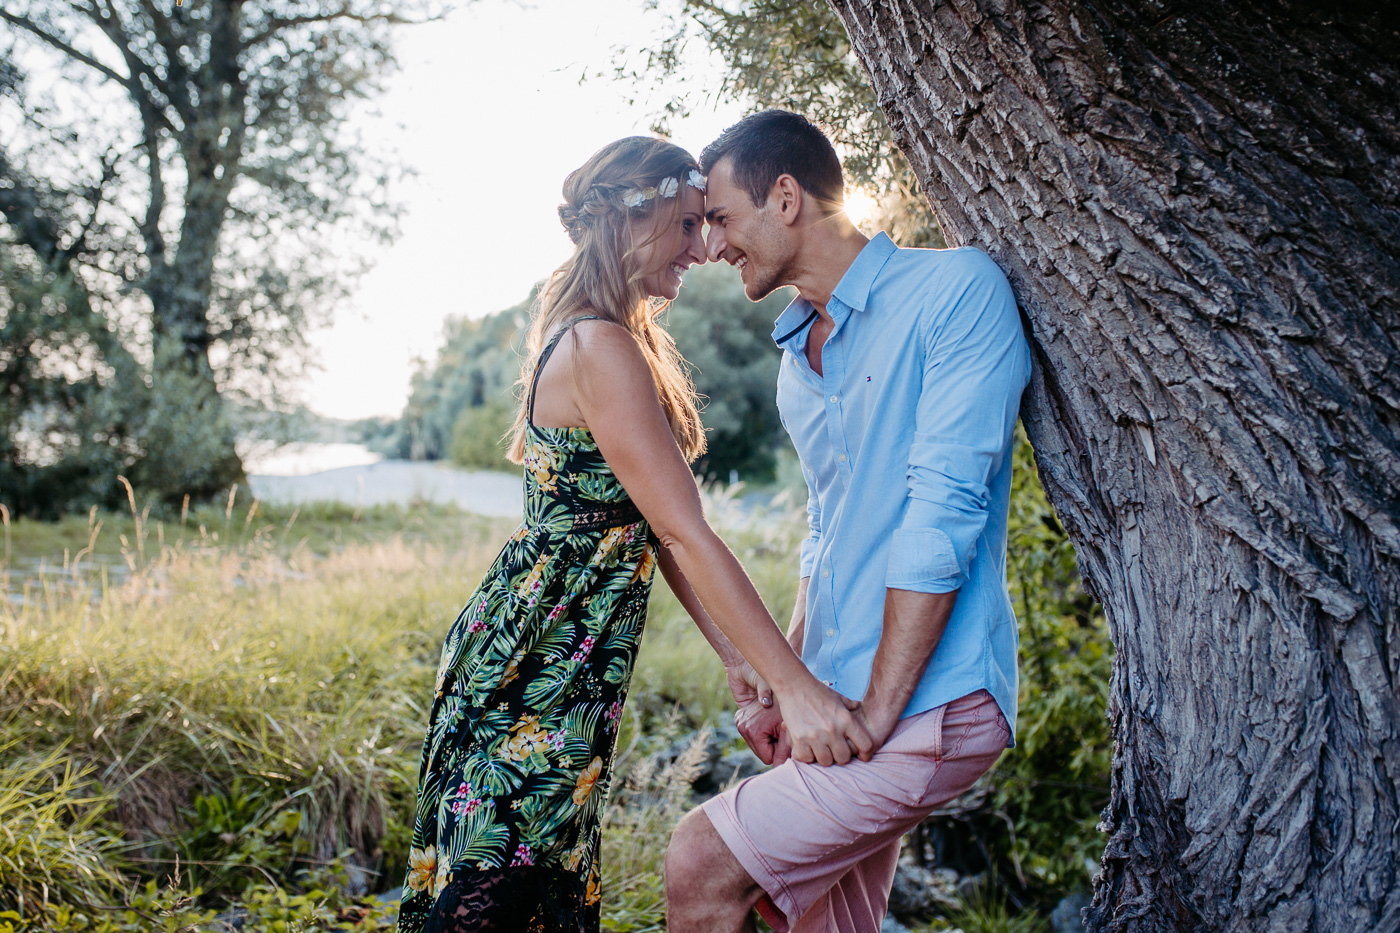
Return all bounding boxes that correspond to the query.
[703,163,737,220]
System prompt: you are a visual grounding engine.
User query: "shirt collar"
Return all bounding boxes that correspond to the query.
[830,232,897,315]
[770,232,898,350]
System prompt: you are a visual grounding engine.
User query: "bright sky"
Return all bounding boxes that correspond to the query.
[303,0,749,420]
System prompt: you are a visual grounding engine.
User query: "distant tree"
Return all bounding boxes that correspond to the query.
[379,297,531,465]
[383,264,794,481]
[0,0,432,513]
[665,261,791,481]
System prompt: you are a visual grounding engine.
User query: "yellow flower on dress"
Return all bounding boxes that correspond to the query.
[566,837,588,872]
[434,859,450,899]
[597,526,625,557]
[572,756,603,806]
[502,714,552,762]
[517,552,550,602]
[406,845,437,894]
[500,648,528,687]
[585,867,601,906]
[630,542,657,584]
[523,443,560,494]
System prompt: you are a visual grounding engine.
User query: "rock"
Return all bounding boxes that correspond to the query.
[1051,892,1091,933]
[208,907,247,931]
[886,861,962,921]
[955,871,986,902]
[880,914,913,933]
[645,723,767,798]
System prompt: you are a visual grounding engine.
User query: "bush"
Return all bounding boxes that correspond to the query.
[448,397,516,471]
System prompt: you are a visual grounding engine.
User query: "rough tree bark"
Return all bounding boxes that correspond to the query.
[826,1,1399,930]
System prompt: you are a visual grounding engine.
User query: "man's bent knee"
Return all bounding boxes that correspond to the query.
[666,807,762,933]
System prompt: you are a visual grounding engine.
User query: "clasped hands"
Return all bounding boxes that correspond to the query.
[724,660,898,767]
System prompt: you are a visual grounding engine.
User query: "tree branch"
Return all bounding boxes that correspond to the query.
[89,0,189,128]
[0,8,128,84]
[245,6,439,48]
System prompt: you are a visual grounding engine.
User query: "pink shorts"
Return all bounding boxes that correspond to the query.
[700,689,1009,933]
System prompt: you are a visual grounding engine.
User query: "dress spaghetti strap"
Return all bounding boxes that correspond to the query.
[527,315,605,428]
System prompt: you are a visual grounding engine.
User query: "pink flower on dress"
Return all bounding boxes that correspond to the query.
[510,843,534,867]
[467,618,487,634]
[605,700,624,729]
[571,636,596,663]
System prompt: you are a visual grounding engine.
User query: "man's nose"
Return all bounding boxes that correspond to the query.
[705,225,727,263]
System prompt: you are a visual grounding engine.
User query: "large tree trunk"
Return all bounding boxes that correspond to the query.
[827,1,1399,929]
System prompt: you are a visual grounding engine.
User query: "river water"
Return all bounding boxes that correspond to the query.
[243,443,524,518]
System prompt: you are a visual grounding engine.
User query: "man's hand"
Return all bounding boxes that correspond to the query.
[854,690,904,752]
[735,695,792,765]
[726,659,792,764]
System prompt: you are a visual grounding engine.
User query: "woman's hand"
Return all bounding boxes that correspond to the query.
[775,680,875,766]
[724,658,773,709]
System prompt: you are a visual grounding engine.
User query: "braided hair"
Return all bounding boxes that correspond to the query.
[506,137,707,464]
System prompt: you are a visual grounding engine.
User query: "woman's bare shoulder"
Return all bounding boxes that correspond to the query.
[569,318,650,373]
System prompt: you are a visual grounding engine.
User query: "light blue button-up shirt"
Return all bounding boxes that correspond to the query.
[774,232,1031,742]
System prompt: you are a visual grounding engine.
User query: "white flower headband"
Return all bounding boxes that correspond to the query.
[622,169,706,208]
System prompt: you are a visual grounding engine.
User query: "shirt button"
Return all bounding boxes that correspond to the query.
[821,568,830,578]
[830,395,838,403]
[838,454,847,462]
[826,628,836,638]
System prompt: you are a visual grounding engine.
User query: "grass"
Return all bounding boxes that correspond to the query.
[0,486,801,931]
[0,470,1092,931]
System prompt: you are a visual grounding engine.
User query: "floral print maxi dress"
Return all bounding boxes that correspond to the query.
[398,320,658,933]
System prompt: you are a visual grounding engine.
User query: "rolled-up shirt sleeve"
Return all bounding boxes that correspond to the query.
[886,257,1030,594]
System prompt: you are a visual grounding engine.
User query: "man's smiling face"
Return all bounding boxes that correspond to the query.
[703,157,795,301]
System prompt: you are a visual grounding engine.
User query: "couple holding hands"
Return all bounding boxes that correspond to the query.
[397,109,1031,933]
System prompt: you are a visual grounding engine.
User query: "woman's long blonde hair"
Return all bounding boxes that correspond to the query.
[506,137,707,464]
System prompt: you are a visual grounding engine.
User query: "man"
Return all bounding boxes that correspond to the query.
[665,110,1032,933]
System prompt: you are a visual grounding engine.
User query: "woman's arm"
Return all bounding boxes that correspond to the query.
[568,320,873,766]
[656,544,773,709]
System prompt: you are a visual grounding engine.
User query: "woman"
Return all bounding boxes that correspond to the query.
[397,137,871,933]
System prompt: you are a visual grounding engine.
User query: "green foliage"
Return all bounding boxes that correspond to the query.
[0,746,126,915]
[0,496,516,915]
[985,432,1110,901]
[377,263,796,482]
[369,299,530,463]
[0,247,241,517]
[617,0,943,247]
[0,0,430,516]
[449,397,517,471]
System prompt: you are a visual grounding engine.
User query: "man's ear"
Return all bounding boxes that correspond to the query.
[771,174,804,227]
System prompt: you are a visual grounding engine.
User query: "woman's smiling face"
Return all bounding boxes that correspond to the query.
[635,184,707,301]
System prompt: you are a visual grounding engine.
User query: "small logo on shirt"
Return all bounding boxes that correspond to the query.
[866,375,871,382]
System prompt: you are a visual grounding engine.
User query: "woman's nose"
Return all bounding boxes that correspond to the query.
[688,229,707,264]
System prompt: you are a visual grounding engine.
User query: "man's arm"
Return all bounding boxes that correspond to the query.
[860,589,958,745]
[868,253,1031,739]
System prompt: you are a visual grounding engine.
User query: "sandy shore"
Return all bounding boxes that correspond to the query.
[247,460,524,518]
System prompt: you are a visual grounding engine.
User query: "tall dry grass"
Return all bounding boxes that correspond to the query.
[0,487,809,930]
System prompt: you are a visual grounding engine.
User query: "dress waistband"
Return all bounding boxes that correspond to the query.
[528,498,644,534]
